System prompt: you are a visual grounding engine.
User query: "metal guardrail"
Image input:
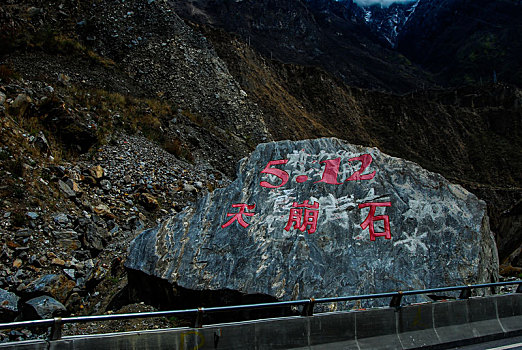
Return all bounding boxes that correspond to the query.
[1,280,521,340]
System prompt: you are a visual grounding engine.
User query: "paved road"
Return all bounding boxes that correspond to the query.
[453,336,522,350]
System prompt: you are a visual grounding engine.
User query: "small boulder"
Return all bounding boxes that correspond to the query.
[24,296,67,320]
[99,179,112,191]
[138,193,160,211]
[66,179,82,195]
[93,204,115,219]
[54,230,82,253]
[24,274,75,304]
[9,94,32,116]
[0,289,20,322]
[53,213,70,226]
[26,212,39,220]
[88,165,104,180]
[58,180,77,198]
[34,131,50,155]
[81,222,109,254]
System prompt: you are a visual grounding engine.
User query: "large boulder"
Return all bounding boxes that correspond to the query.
[126,138,498,306]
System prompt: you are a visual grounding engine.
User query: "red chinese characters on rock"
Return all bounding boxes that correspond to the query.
[358,202,392,241]
[284,200,320,234]
[221,203,256,229]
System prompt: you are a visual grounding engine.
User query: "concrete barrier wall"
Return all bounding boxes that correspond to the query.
[1,294,521,350]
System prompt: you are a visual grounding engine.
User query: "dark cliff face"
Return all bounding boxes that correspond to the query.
[350,1,419,48]
[169,0,433,93]
[397,0,522,87]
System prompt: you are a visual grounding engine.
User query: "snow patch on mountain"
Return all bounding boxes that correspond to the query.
[353,0,418,7]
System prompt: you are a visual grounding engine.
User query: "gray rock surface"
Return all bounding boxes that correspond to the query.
[23,296,67,320]
[24,274,75,304]
[127,137,499,306]
[0,289,20,322]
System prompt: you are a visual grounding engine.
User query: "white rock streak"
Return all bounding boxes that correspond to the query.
[394,228,428,255]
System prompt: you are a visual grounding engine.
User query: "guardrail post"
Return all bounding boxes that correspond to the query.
[192,307,204,328]
[301,298,315,316]
[50,317,62,340]
[459,285,471,299]
[390,291,403,310]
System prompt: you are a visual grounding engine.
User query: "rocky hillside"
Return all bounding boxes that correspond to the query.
[0,0,521,341]
[170,0,434,93]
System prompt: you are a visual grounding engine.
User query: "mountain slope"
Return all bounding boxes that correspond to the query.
[397,0,522,87]
[170,0,434,93]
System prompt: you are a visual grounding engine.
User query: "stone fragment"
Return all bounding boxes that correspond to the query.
[57,239,82,252]
[183,183,197,193]
[26,212,39,220]
[10,94,32,116]
[127,138,499,307]
[89,165,104,180]
[51,258,66,266]
[12,259,22,268]
[53,230,80,240]
[82,176,97,186]
[15,229,31,238]
[58,180,76,198]
[99,179,112,191]
[138,193,160,211]
[80,221,109,253]
[53,213,70,226]
[26,7,42,17]
[24,274,75,304]
[34,131,50,155]
[24,296,67,319]
[93,204,113,218]
[66,179,82,195]
[0,289,20,322]
[64,269,75,280]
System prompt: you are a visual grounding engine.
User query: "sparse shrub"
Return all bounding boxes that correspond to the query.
[164,138,194,163]
[60,87,181,154]
[12,185,25,199]
[109,137,119,146]
[0,149,9,161]
[139,114,164,144]
[182,109,204,126]
[8,158,24,178]
[40,168,52,182]
[11,211,27,228]
[164,138,183,158]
